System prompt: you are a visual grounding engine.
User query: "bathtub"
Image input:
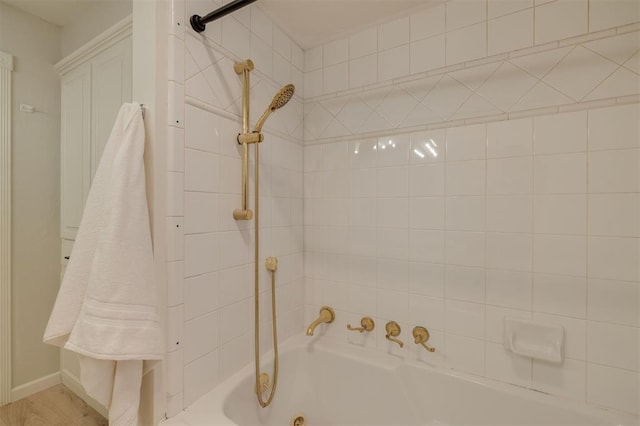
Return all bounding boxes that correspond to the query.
[164,335,637,425]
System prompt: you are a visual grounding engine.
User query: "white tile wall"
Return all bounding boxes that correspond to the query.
[589,0,640,31]
[485,342,532,388]
[532,358,586,400]
[488,9,533,56]
[163,0,640,419]
[164,0,305,415]
[489,0,533,20]
[587,321,639,371]
[533,274,586,318]
[410,34,446,75]
[445,334,485,375]
[534,0,588,45]
[534,312,586,360]
[487,195,532,233]
[349,54,378,88]
[378,45,410,82]
[304,1,630,98]
[533,195,586,235]
[487,157,532,194]
[588,278,640,326]
[533,153,586,194]
[447,22,487,65]
[411,4,445,41]
[303,6,639,139]
[486,269,532,310]
[446,0,486,32]
[589,104,640,151]
[298,19,640,420]
[378,17,409,51]
[490,101,531,134]
[534,111,587,155]
[349,27,377,59]
[304,8,640,411]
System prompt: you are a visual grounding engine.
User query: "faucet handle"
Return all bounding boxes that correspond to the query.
[385,321,404,348]
[318,306,335,323]
[347,317,375,333]
[413,326,436,352]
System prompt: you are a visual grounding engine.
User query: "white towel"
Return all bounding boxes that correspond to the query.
[44,102,163,425]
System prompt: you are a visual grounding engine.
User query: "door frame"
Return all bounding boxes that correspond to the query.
[0,50,13,406]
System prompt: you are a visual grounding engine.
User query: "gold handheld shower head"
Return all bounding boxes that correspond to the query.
[253,84,295,133]
[270,84,295,110]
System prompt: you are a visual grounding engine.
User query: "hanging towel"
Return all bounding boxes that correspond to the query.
[44,102,163,425]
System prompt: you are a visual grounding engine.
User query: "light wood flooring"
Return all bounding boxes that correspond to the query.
[0,385,107,426]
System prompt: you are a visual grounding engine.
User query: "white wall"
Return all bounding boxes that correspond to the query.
[163,0,305,416]
[0,2,61,389]
[60,1,132,58]
[304,0,640,416]
[0,0,134,401]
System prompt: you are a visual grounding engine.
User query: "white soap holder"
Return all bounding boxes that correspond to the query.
[503,317,564,363]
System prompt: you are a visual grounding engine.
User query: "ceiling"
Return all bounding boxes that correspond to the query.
[2,0,437,48]
[1,0,119,27]
[259,0,436,48]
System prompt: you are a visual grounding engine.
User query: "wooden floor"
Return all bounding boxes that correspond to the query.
[0,385,107,426]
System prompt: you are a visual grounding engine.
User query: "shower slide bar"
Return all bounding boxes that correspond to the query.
[190,0,258,33]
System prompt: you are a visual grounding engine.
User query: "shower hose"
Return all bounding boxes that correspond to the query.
[253,141,279,408]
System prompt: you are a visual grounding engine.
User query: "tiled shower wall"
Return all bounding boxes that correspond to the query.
[164,0,305,415]
[304,0,640,416]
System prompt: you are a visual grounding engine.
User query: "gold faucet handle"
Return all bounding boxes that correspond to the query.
[256,372,270,395]
[319,306,335,323]
[347,317,375,333]
[385,321,404,348]
[413,326,436,352]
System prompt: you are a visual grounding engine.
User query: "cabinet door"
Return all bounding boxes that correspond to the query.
[60,64,91,240]
[60,238,74,280]
[90,37,132,180]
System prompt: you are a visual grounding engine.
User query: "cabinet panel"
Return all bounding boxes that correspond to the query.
[60,239,74,284]
[60,65,91,240]
[90,38,132,179]
[56,21,132,417]
[59,36,132,240]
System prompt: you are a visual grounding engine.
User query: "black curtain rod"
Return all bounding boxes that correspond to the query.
[190,0,258,33]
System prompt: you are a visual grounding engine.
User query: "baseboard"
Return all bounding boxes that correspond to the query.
[60,369,108,418]
[11,371,61,402]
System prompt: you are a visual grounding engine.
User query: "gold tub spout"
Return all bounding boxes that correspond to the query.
[306,306,335,336]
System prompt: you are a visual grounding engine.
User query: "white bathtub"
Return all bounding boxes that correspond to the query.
[165,335,637,425]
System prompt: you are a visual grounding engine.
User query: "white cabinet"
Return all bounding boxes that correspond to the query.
[90,39,132,177]
[60,64,91,240]
[57,28,132,240]
[55,20,132,416]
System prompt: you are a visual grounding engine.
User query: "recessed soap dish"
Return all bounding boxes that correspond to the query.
[503,317,564,363]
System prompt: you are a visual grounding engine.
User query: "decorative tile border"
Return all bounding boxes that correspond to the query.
[304,28,640,143]
[183,32,304,143]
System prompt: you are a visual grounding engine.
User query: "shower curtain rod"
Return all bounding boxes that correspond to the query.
[190,0,258,33]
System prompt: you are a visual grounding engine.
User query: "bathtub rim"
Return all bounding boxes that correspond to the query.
[168,333,639,426]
